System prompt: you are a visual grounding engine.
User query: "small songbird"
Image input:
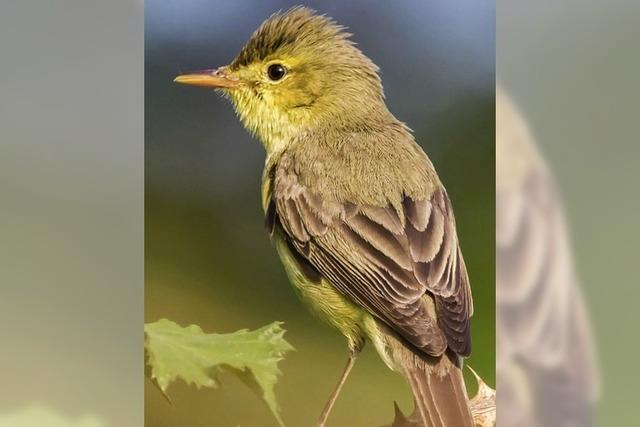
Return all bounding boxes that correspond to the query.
[175,7,474,427]
[496,90,599,426]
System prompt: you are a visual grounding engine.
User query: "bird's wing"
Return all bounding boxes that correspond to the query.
[269,161,473,357]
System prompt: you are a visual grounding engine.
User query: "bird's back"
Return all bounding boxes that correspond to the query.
[282,121,440,209]
[265,118,472,355]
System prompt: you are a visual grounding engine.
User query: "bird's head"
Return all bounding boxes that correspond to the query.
[175,7,388,152]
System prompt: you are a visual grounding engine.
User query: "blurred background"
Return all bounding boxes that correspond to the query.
[498,0,640,425]
[5,1,637,426]
[145,1,494,426]
[1,1,142,427]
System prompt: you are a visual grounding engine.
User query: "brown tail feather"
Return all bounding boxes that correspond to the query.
[373,320,474,426]
[395,351,474,427]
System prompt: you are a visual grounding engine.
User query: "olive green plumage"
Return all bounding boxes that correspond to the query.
[226,8,386,153]
[179,7,475,426]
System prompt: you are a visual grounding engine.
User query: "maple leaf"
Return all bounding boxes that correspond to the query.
[145,319,294,426]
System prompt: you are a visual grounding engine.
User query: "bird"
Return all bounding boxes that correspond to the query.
[496,89,599,426]
[174,7,474,427]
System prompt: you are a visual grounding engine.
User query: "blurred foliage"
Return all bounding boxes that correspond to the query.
[145,319,293,426]
[0,405,102,427]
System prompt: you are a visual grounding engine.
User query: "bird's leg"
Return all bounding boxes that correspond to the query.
[316,348,360,427]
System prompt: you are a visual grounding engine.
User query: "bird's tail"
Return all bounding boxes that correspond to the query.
[404,353,474,426]
[370,318,474,426]
[387,339,474,427]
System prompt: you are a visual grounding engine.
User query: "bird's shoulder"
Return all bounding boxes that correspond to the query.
[274,122,440,209]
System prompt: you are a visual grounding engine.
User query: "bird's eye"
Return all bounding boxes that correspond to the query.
[267,64,287,81]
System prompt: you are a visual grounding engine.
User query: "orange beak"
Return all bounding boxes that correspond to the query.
[173,67,242,88]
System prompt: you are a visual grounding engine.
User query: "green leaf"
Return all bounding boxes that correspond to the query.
[0,405,103,427]
[144,319,294,426]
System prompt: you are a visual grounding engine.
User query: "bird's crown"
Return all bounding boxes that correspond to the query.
[231,7,352,70]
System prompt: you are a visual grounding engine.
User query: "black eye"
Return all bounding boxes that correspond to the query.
[267,64,287,81]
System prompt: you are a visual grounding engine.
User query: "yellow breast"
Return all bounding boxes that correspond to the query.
[273,231,367,352]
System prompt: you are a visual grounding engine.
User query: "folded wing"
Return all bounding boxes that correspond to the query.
[269,161,473,357]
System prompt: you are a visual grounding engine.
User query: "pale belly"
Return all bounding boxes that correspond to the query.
[273,233,369,352]
[272,231,398,371]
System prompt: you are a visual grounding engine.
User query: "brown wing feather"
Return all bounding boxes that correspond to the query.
[271,162,472,357]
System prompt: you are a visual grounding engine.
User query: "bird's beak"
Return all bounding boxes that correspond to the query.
[173,66,242,89]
